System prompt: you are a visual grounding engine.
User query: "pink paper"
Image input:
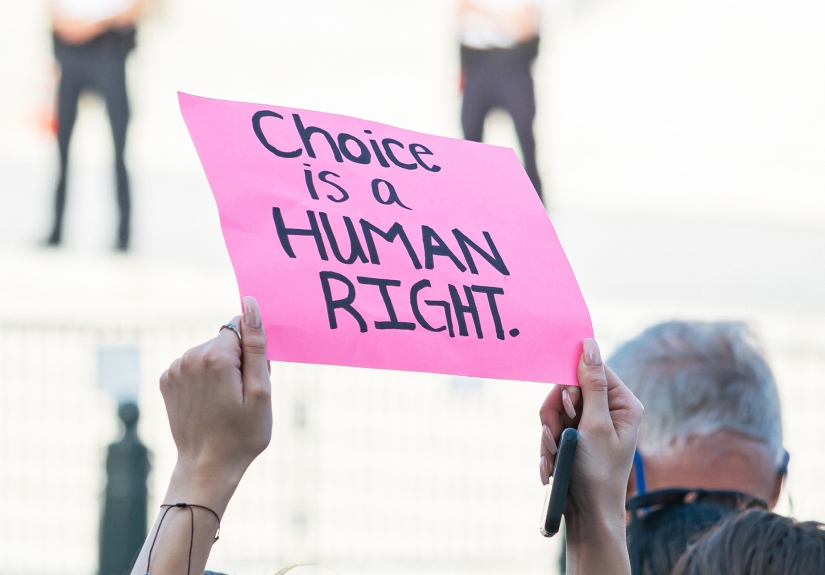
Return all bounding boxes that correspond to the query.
[179,93,592,384]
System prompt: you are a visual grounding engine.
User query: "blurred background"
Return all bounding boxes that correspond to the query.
[1,0,824,574]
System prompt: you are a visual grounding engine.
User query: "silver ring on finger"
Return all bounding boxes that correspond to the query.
[220,322,242,342]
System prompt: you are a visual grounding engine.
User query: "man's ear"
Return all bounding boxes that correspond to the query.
[768,469,785,509]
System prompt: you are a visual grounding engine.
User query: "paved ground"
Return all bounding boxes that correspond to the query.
[1,0,822,320]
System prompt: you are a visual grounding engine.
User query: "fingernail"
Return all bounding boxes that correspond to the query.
[562,388,577,419]
[540,456,549,485]
[243,296,261,329]
[583,338,602,367]
[543,425,558,455]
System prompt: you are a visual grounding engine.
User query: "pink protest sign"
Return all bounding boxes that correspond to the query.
[179,93,592,385]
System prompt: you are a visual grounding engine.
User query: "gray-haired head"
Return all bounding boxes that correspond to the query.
[608,321,784,465]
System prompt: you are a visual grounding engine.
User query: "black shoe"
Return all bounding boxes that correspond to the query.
[117,218,130,252]
[46,229,62,247]
[116,236,130,252]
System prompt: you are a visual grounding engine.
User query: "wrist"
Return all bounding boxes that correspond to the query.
[565,503,626,546]
[565,503,630,575]
[165,458,247,517]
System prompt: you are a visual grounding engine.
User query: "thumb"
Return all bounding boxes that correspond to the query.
[578,338,610,425]
[240,296,270,395]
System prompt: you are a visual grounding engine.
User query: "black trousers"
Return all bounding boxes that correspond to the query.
[461,47,543,200]
[50,31,134,248]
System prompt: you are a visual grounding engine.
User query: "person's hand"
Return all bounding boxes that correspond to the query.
[510,5,540,42]
[53,17,106,45]
[458,0,477,16]
[160,296,272,513]
[539,338,643,574]
[127,296,270,575]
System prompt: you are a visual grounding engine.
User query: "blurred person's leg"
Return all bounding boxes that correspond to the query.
[501,68,542,201]
[96,54,131,251]
[48,39,86,246]
[462,52,543,203]
[461,62,494,143]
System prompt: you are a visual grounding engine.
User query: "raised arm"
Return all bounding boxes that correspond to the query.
[129,296,272,575]
[539,339,644,575]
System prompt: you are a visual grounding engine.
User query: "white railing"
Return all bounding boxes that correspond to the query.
[1,312,823,575]
[0,323,561,575]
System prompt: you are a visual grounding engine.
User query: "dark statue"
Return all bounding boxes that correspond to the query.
[99,402,151,575]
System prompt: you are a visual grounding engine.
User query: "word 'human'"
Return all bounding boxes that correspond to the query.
[272,208,510,275]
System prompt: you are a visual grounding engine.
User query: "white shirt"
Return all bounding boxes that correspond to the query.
[460,0,541,49]
[52,0,135,21]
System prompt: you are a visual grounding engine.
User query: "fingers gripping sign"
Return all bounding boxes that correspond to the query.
[538,339,644,573]
[539,384,581,485]
[539,339,642,489]
[239,296,274,395]
[159,296,273,512]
